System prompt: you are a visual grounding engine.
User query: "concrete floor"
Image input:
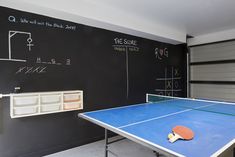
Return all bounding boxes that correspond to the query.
[44,136,235,157]
[45,136,160,157]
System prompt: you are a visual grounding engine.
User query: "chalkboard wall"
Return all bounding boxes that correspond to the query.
[0,6,187,157]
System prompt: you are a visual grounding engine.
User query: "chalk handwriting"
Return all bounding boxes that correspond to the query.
[15,66,47,74]
[155,48,168,60]
[8,15,76,31]
[112,37,140,99]
[66,59,71,65]
[174,68,179,76]
[114,38,137,46]
[36,57,70,66]
[113,37,139,53]
[8,16,16,23]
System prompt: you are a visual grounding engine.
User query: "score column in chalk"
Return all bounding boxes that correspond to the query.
[113,38,140,98]
[0,30,34,62]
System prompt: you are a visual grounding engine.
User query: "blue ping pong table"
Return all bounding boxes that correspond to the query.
[79,94,235,157]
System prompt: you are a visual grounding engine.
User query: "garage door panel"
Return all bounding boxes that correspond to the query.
[190,41,235,62]
[191,84,235,102]
[191,63,235,81]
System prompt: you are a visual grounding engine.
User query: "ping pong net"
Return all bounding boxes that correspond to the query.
[146,94,235,116]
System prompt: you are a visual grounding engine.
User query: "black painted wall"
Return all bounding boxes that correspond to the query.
[0,6,187,157]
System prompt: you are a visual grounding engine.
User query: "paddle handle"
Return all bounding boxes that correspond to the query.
[169,133,181,143]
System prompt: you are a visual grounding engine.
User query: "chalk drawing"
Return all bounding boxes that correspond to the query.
[0,30,34,62]
[155,67,182,96]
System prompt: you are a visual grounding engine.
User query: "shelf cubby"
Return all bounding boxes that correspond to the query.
[10,90,83,118]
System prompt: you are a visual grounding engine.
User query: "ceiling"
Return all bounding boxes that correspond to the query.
[95,0,235,36]
[2,0,235,44]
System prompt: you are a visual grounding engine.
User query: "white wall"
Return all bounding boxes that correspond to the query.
[1,0,186,44]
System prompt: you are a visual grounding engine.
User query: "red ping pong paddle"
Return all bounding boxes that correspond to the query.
[169,125,194,143]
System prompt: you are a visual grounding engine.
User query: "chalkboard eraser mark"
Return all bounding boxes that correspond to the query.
[14,87,21,93]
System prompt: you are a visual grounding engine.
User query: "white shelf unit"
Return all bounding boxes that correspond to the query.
[10,90,83,118]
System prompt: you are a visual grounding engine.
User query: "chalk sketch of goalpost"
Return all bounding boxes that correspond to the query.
[0,30,34,62]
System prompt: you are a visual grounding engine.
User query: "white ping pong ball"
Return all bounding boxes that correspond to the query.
[168,133,174,139]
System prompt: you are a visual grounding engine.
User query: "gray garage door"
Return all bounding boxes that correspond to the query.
[189,40,235,102]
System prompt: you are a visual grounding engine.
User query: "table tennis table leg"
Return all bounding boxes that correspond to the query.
[233,147,235,157]
[104,129,126,157]
[105,129,108,157]
[153,151,160,157]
